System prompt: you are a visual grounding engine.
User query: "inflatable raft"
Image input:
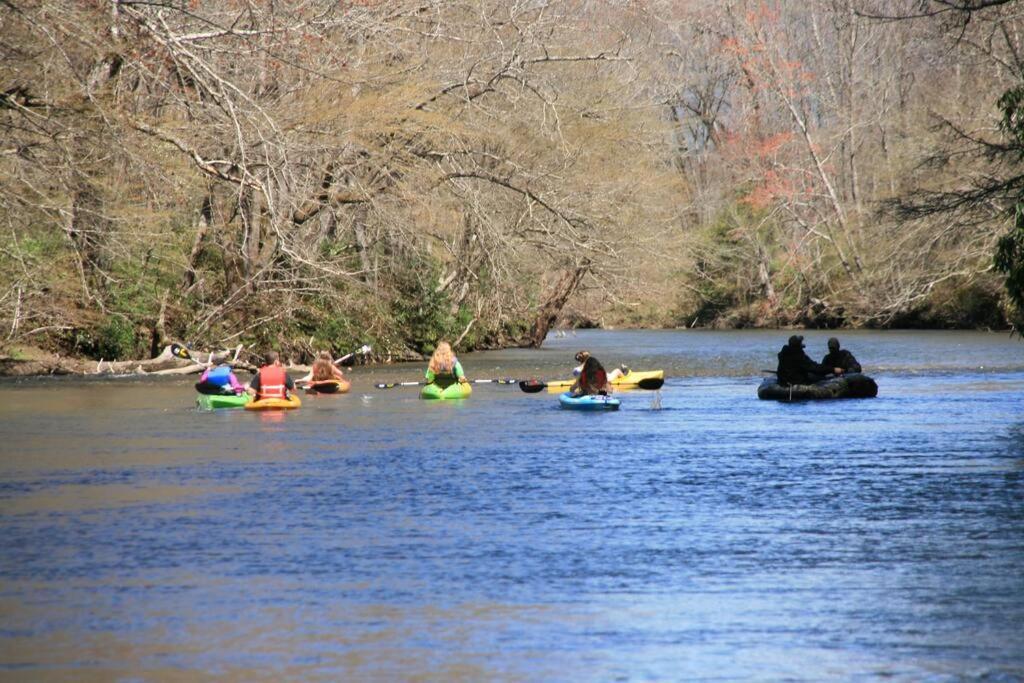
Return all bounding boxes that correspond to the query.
[558,392,621,411]
[196,393,251,410]
[757,373,878,401]
[245,394,302,411]
[420,381,472,400]
[305,379,351,394]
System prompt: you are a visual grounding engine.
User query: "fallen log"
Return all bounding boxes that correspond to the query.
[0,344,258,378]
[92,345,226,375]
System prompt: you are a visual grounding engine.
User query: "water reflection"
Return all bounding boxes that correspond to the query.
[0,330,1022,680]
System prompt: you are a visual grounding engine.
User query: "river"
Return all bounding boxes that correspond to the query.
[1,330,1022,681]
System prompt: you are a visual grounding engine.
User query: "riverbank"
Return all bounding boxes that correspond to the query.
[3,321,1020,379]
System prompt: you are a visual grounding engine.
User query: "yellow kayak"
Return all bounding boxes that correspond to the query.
[245,394,302,411]
[544,369,664,393]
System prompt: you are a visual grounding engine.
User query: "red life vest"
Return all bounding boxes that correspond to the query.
[257,365,287,399]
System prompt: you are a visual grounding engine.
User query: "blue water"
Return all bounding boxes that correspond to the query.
[0,330,1022,681]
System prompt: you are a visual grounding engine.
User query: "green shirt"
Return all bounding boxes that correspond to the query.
[425,359,465,383]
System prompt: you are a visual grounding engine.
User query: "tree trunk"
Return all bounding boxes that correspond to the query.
[183,192,212,288]
[522,263,590,348]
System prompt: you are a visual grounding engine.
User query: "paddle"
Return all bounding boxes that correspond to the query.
[375,380,429,389]
[375,378,518,389]
[335,344,372,366]
[170,342,192,360]
[518,376,665,393]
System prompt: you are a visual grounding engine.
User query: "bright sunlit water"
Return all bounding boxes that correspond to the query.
[1,330,1022,681]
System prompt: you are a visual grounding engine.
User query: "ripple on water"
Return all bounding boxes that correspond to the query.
[0,331,1022,680]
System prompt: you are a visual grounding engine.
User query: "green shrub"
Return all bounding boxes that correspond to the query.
[96,317,137,360]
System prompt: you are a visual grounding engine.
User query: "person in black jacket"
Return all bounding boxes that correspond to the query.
[821,337,861,375]
[776,335,832,386]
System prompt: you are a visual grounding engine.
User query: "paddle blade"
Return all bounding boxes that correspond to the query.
[637,376,664,390]
[519,380,546,393]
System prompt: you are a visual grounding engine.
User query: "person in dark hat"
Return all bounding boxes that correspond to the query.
[821,337,861,375]
[776,334,832,386]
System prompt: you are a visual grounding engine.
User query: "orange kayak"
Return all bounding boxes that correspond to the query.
[245,394,302,411]
[305,379,351,394]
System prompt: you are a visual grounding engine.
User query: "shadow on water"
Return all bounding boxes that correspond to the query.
[0,330,1022,680]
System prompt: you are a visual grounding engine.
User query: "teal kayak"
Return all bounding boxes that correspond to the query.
[196,393,251,410]
[558,392,620,411]
[420,382,472,400]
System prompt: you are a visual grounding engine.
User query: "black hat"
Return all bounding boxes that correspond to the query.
[787,334,804,348]
[827,337,840,350]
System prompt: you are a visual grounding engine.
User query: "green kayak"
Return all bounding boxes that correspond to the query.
[196,393,251,410]
[420,382,472,400]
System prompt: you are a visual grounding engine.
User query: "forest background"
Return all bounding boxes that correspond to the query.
[2,0,1023,364]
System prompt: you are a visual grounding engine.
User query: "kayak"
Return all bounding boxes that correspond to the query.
[757,373,878,401]
[420,382,472,400]
[544,369,663,393]
[245,394,302,411]
[196,393,251,410]
[558,392,621,411]
[305,379,351,394]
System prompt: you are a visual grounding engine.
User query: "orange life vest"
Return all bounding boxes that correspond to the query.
[257,365,287,399]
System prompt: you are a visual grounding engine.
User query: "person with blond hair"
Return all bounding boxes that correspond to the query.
[425,341,467,388]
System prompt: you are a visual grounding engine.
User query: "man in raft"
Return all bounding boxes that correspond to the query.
[248,350,296,400]
[569,350,611,397]
[776,335,834,387]
[821,337,862,375]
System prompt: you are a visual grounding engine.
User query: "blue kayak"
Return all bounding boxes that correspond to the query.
[558,392,620,411]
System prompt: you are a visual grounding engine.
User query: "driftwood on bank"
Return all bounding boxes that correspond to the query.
[0,344,256,378]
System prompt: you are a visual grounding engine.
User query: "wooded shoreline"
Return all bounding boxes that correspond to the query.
[3,1,1022,371]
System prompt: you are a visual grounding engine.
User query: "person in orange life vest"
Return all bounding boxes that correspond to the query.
[247,350,295,400]
[569,350,610,397]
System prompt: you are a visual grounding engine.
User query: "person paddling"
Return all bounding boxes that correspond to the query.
[195,362,245,395]
[821,337,862,375]
[425,341,468,388]
[248,350,295,400]
[572,350,627,383]
[569,350,610,397]
[298,350,347,386]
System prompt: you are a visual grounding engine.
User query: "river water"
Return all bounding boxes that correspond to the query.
[1,330,1022,681]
